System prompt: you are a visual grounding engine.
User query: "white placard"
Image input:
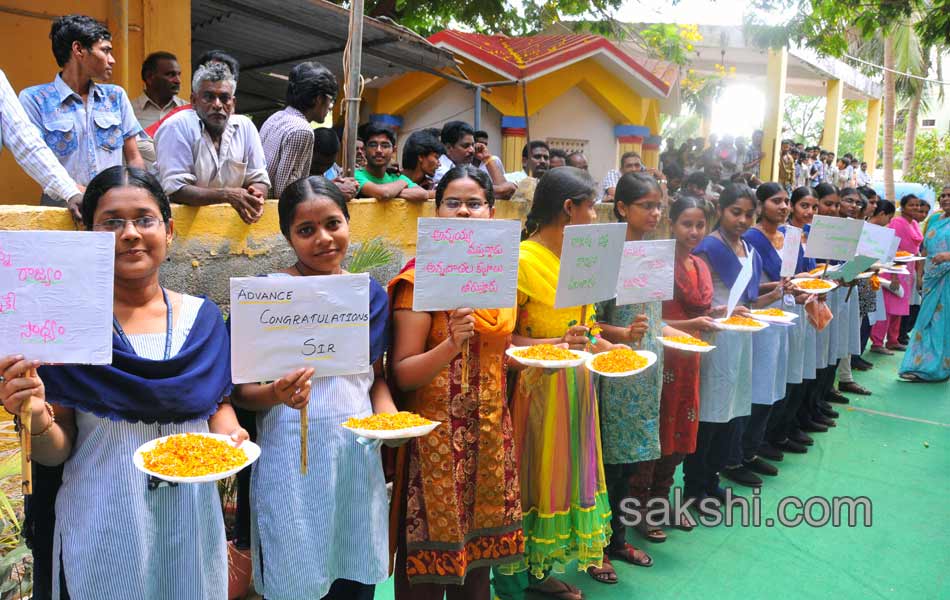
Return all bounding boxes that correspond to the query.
[229,273,370,384]
[554,223,627,309]
[886,237,901,262]
[804,216,865,261]
[0,231,114,364]
[616,239,675,305]
[726,255,754,317]
[856,223,897,260]
[780,225,803,277]
[412,218,520,311]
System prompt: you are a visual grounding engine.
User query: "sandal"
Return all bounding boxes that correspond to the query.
[528,575,586,599]
[586,553,618,585]
[673,509,697,531]
[636,520,667,543]
[899,372,924,382]
[607,542,654,567]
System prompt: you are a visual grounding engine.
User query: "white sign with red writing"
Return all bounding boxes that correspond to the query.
[615,239,675,305]
[0,231,115,364]
[412,218,521,311]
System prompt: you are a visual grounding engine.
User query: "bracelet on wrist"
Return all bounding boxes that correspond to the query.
[32,402,56,437]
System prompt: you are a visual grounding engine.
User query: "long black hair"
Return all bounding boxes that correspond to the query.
[613,172,661,221]
[522,166,594,239]
[278,176,348,238]
[790,186,817,207]
[81,166,171,230]
[669,194,709,224]
[716,183,757,212]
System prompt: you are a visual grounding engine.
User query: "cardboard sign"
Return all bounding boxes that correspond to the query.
[615,239,675,305]
[780,225,803,277]
[230,273,370,384]
[856,223,897,260]
[412,218,520,311]
[886,237,901,262]
[727,255,754,317]
[827,256,877,282]
[804,216,865,261]
[554,223,627,309]
[0,231,114,364]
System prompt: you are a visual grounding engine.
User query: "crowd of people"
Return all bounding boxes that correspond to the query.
[1,13,949,600]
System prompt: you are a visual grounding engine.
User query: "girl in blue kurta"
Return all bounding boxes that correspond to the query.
[234,176,395,600]
[0,167,243,600]
[684,183,765,504]
[740,183,794,480]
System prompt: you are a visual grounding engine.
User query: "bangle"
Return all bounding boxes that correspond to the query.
[32,402,56,437]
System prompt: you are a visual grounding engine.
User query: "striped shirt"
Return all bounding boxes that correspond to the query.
[259,107,314,198]
[53,294,227,600]
[0,69,80,202]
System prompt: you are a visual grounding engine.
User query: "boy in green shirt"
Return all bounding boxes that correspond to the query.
[355,124,429,201]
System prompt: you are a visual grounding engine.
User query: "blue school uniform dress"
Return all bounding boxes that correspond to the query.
[743,228,791,405]
[792,226,819,381]
[250,275,391,600]
[693,236,762,423]
[40,294,233,600]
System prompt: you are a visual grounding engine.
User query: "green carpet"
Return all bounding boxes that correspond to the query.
[377,351,950,599]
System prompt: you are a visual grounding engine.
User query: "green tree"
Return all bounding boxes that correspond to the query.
[904,132,950,194]
[782,95,823,144]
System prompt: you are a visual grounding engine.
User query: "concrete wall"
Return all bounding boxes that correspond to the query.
[0,199,638,310]
[397,83,503,152]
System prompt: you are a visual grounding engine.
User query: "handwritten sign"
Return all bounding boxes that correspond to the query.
[0,231,114,364]
[615,239,675,305]
[886,237,901,262]
[780,225,803,277]
[856,223,897,260]
[804,216,865,261]
[229,273,370,384]
[727,255,754,317]
[554,223,627,309]
[412,218,520,311]
[828,256,877,282]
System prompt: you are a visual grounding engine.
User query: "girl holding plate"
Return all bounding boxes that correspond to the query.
[0,166,244,600]
[233,176,395,600]
[388,165,525,599]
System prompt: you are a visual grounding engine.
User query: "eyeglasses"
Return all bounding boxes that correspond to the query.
[630,201,663,212]
[365,141,393,150]
[442,199,489,212]
[93,216,164,233]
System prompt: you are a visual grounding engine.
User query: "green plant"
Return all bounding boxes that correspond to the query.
[904,132,950,194]
[346,238,395,274]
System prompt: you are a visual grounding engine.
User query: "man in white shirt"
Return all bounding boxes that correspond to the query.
[0,68,82,211]
[856,161,871,186]
[433,120,514,199]
[155,62,270,224]
[505,140,550,185]
[132,52,187,167]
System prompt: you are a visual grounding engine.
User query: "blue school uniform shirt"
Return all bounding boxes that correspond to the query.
[19,74,141,186]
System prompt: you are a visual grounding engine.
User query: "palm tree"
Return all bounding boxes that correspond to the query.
[883,35,896,200]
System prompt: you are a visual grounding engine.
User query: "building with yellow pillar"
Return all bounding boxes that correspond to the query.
[366,30,679,189]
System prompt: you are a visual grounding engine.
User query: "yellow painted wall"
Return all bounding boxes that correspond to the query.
[0,0,191,204]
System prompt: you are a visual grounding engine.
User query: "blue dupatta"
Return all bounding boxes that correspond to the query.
[693,234,762,303]
[743,228,782,282]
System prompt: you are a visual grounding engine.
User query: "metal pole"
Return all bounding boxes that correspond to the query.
[473,85,482,131]
[521,80,531,142]
[343,0,364,176]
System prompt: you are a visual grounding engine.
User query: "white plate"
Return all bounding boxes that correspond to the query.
[342,420,440,441]
[750,309,799,323]
[714,317,770,332]
[506,346,591,369]
[894,255,925,263]
[657,336,716,353]
[586,350,657,378]
[855,271,874,280]
[879,266,910,275]
[790,277,839,295]
[134,433,260,484]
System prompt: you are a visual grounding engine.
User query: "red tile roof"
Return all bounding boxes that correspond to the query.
[429,30,674,96]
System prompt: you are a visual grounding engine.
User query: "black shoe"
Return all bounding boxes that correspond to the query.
[852,356,874,370]
[839,381,872,396]
[819,405,840,419]
[801,420,829,433]
[687,495,722,520]
[826,390,850,404]
[789,429,814,445]
[814,415,837,427]
[721,466,763,488]
[775,438,808,453]
[897,336,909,346]
[745,457,779,476]
[706,486,729,504]
[757,444,784,461]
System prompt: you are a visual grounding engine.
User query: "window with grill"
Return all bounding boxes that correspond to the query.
[546,137,589,156]
[921,118,936,127]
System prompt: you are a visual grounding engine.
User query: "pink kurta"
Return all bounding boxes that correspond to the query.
[884,216,924,315]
